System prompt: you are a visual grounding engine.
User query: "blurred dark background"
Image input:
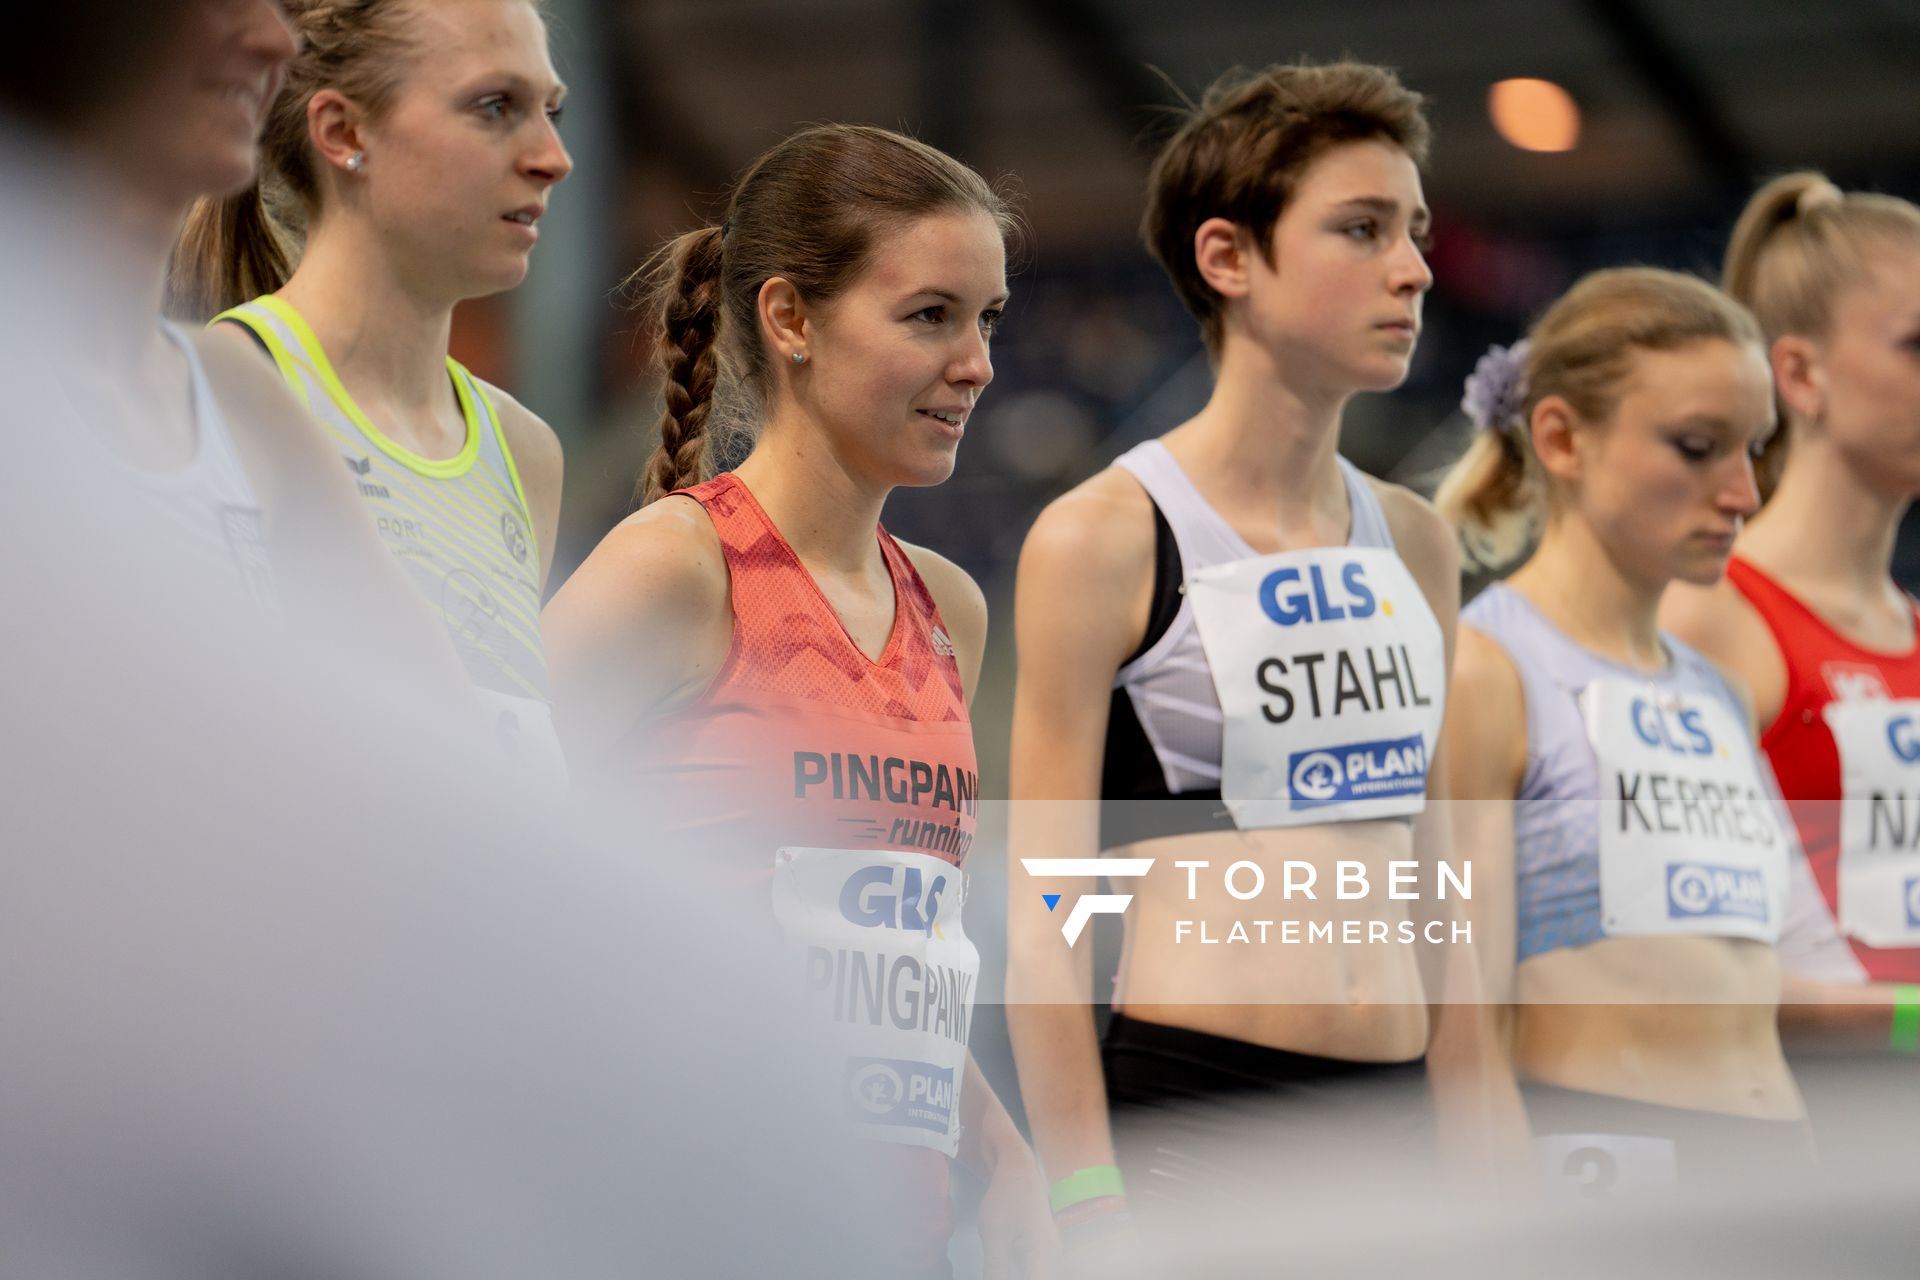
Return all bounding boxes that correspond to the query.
[454,0,1920,788]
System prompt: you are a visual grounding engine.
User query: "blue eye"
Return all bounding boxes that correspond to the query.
[476,95,510,119]
[1344,220,1379,242]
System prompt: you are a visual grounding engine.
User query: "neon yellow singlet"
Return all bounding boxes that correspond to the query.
[214,295,564,783]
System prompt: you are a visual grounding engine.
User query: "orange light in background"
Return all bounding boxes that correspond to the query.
[1488,78,1581,153]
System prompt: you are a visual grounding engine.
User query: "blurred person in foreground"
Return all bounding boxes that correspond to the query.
[0,7,882,1276]
[1,0,461,692]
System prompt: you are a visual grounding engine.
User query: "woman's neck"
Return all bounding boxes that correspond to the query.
[277,218,456,415]
[1166,330,1352,533]
[733,421,889,576]
[1508,518,1669,671]
[1741,432,1909,602]
[29,152,177,366]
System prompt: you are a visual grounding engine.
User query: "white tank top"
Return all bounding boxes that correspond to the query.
[1109,439,1401,799]
[77,322,275,604]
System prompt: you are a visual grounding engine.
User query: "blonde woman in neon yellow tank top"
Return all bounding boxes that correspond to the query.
[170,0,571,783]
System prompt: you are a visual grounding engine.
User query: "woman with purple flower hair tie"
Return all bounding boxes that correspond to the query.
[1437,267,1819,1195]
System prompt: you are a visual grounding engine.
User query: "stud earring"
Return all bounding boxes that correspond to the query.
[791,351,807,364]
[345,152,365,173]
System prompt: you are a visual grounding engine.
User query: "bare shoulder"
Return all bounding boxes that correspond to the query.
[1448,620,1529,793]
[897,540,987,646]
[472,375,563,480]
[1659,575,1772,665]
[574,494,728,615]
[185,325,347,506]
[188,323,307,425]
[1453,621,1524,709]
[1019,465,1156,588]
[1367,476,1461,611]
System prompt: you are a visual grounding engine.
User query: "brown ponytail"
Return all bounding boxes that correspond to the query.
[1722,171,1920,500]
[629,123,1019,507]
[639,227,725,505]
[165,184,297,321]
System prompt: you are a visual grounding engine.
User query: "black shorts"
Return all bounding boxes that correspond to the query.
[1523,1081,1818,1198]
[1101,1012,1433,1222]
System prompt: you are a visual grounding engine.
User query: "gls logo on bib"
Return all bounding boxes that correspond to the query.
[839,863,949,936]
[1888,715,1920,763]
[1260,563,1377,626]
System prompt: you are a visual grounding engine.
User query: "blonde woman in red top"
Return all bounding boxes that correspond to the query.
[1663,175,1920,1067]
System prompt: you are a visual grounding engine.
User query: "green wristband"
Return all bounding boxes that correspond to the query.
[1049,1164,1125,1214]
[1892,984,1920,1055]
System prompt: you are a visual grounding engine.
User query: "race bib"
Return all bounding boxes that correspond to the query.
[474,688,569,790]
[1583,679,1785,941]
[1535,1133,1678,1201]
[771,847,977,1156]
[1824,699,1920,947]
[1186,546,1445,828]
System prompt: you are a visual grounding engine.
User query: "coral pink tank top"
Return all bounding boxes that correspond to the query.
[621,472,978,1269]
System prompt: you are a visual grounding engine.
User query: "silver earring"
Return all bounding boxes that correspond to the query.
[791,351,806,364]
[345,152,365,173]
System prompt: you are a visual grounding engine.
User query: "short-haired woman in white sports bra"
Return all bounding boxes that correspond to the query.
[1005,60,1515,1250]
[1439,266,1814,1193]
[170,0,572,782]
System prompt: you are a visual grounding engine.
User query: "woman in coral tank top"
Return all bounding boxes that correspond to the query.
[542,124,1056,1279]
[1663,175,1920,1076]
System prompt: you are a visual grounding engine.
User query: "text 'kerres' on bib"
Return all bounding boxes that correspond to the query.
[771,847,979,1157]
[1824,699,1920,947]
[1581,679,1785,942]
[1186,546,1446,829]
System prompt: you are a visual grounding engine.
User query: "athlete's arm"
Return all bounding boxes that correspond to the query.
[1382,488,1529,1170]
[1441,624,1527,1017]
[959,1050,1062,1279]
[1660,578,1788,731]
[1438,621,1533,1164]
[1005,473,1155,1189]
[474,377,565,593]
[190,328,470,695]
[898,541,989,702]
[540,497,733,768]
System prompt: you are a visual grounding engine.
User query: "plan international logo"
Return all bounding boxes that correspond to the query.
[1019,858,1155,944]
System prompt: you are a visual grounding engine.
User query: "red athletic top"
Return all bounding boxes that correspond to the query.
[622,471,978,1268]
[623,472,978,866]
[1728,555,1920,981]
